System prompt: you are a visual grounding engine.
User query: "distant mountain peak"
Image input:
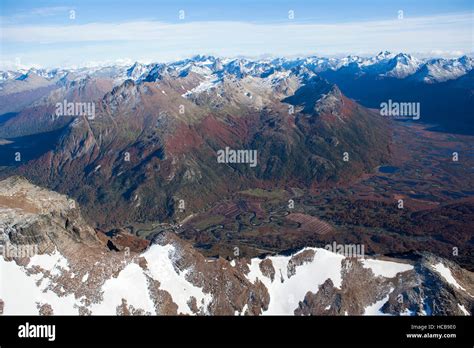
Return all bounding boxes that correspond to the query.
[1,52,472,90]
[375,50,395,60]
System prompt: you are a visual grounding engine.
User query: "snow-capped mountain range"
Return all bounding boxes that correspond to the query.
[1,52,472,86]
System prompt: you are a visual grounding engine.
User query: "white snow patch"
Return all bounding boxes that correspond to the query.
[420,297,432,315]
[142,244,212,315]
[363,290,392,315]
[89,262,155,315]
[400,308,415,316]
[181,77,220,98]
[246,247,344,315]
[241,303,248,315]
[431,263,466,291]
[458,304,469,315]
[29,250,69,272]
[0,255,79,314]
[361,259,413,278]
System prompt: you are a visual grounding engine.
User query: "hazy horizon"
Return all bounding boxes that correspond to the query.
[1,0,472,69]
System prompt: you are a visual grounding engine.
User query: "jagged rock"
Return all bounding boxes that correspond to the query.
[0,178,472,316]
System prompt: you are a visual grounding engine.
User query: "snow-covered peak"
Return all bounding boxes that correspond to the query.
[2,52,472,86]
[375,51,396,61]
[411,56,474,83]
[17,68,67,81]
[382,53,422,78]
[126,62,150,81]
[0,70,21,82]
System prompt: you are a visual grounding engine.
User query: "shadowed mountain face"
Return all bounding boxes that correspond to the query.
[0,63,391,228]
[318,69,474,135]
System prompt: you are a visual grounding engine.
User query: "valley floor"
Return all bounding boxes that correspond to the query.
[127,121,474,270]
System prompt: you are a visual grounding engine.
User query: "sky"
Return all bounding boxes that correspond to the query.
[0,0,473,69]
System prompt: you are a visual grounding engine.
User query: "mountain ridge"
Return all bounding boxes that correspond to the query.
[1,177,472,315]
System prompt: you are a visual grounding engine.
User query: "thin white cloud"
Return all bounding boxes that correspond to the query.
[1,12,472,68]
[0,6,74,24]
[29,6,72,16]
[2,13,471,44]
